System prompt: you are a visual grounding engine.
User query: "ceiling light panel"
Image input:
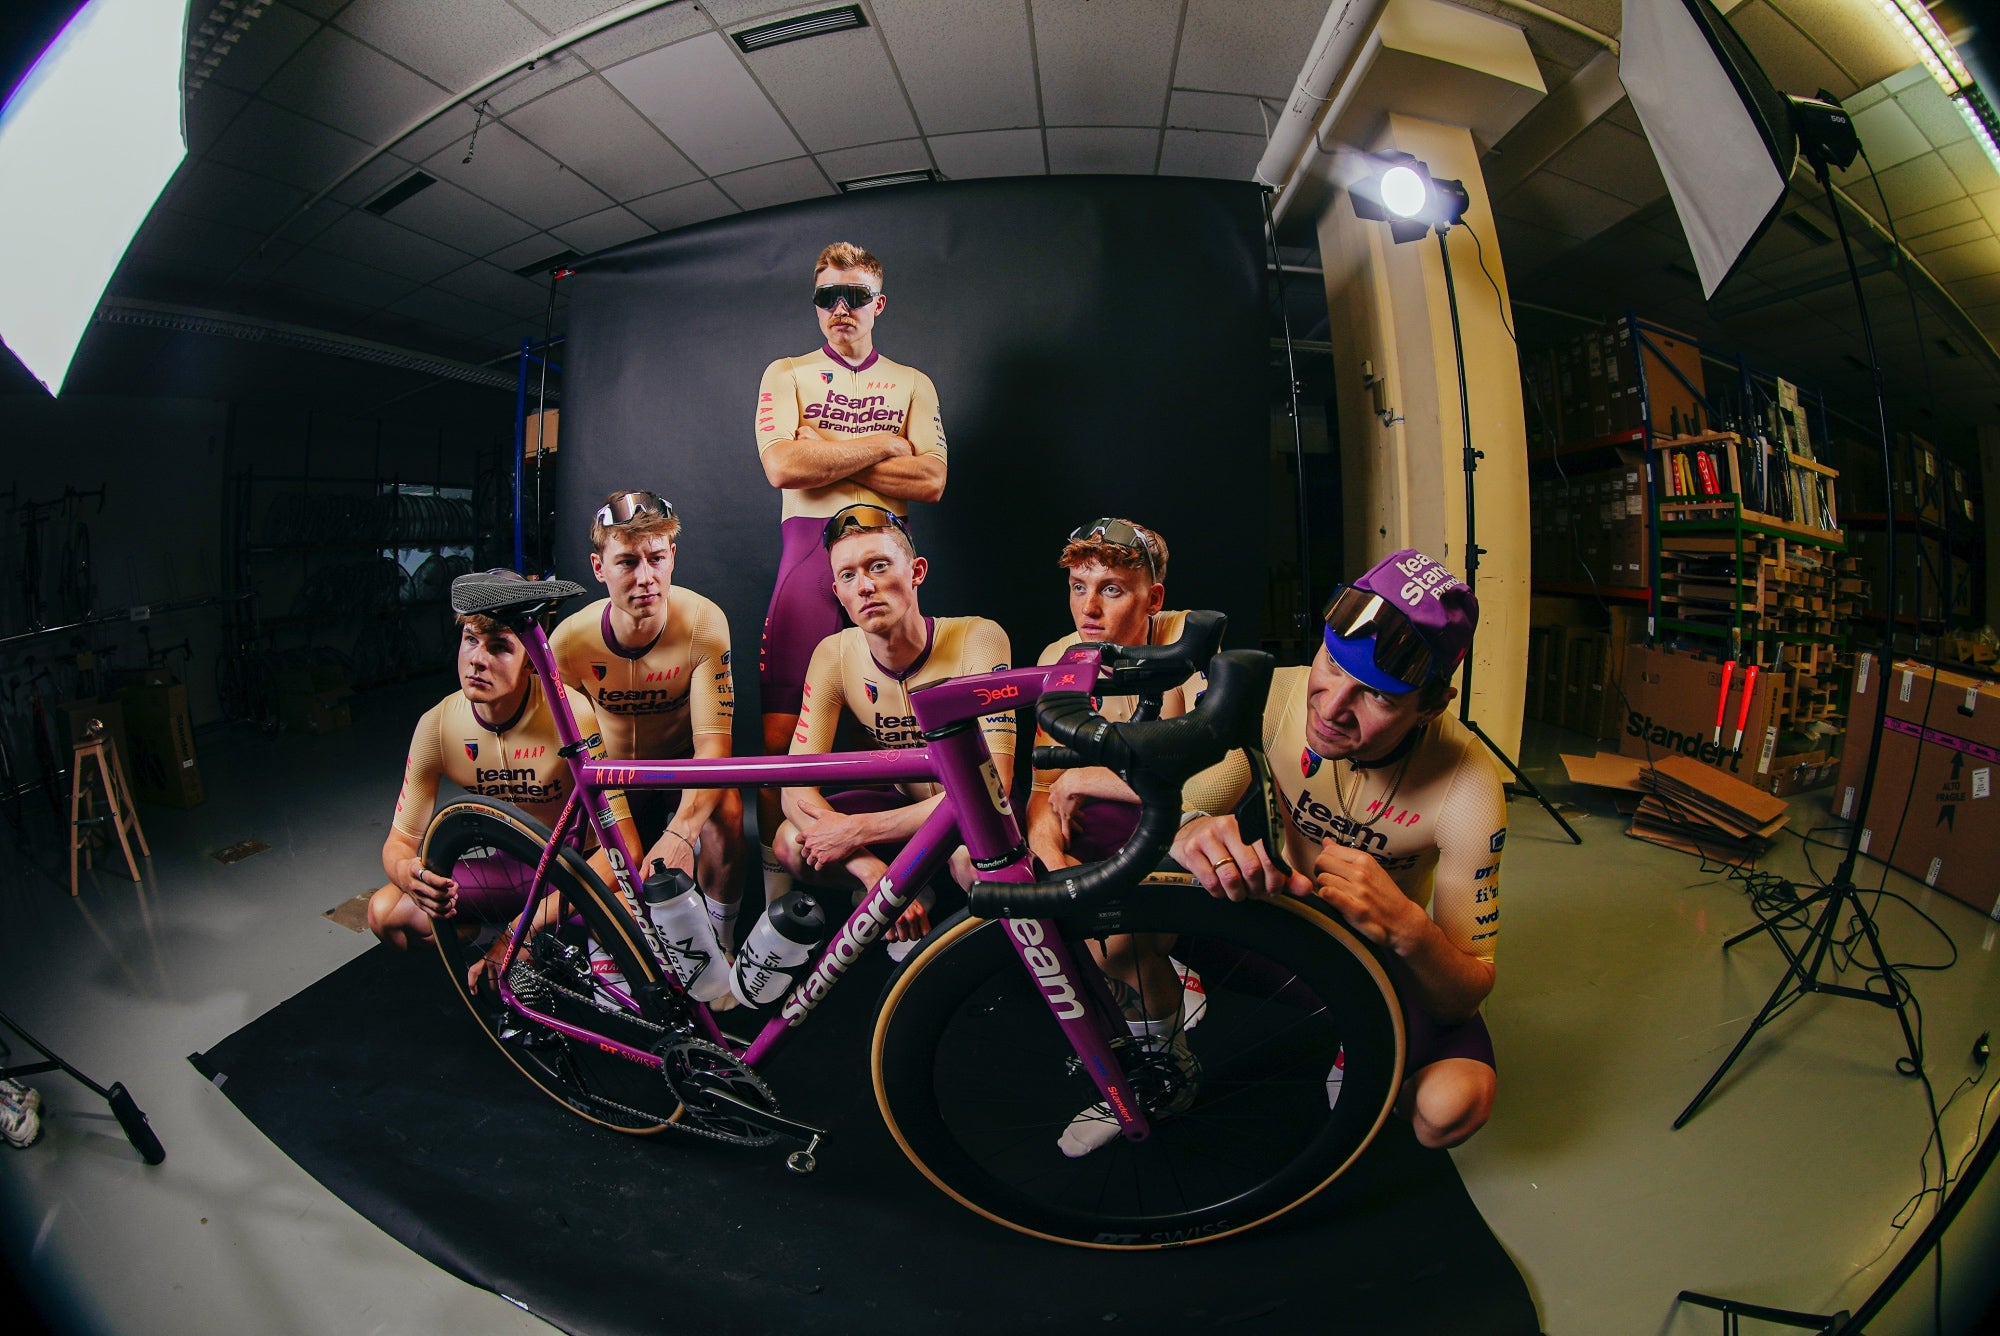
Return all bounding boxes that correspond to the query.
[731,6,868,53]
[835,169,939,191]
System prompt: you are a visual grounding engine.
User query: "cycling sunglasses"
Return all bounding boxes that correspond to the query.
[1068,518,1158,582]
[594,490,676,528]
[812,283,879,312]
[822,503,910,549]
[1322,585,1436,689]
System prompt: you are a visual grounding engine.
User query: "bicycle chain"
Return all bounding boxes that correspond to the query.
[508,961,779,1147]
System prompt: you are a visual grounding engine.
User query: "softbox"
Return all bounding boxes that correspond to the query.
[1620,0,1796,298]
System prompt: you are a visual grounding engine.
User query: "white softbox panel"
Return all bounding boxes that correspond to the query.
[1620,0,1792,298]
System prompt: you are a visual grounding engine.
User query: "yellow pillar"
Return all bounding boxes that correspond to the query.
[1318,113,1531,758]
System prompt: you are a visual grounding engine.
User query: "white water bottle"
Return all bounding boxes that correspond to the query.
[730,891,827,1007]
[643,860,733,1003]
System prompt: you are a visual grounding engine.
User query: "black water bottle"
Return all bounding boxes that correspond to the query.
[729,891,827,1006]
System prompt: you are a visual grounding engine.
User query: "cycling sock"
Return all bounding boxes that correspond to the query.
[706,895,740,953]
[759,843,793,902]
[1128,1015,1175,1051]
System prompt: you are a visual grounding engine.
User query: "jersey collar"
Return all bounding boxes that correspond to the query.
[1350,721,1426,771]
[872,616,936,682]
[472,679,535,736]
[601,601,661,661]
[821,344,879,374]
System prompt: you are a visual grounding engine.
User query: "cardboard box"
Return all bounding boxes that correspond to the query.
[1609,321,1705,436]
[1835,656,2000,919]
[524,407,559,458]
[280,687,354,735]
[1618,645,1784,783]
[115,677,204,808]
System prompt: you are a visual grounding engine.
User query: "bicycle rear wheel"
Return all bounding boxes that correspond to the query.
[423,799,678,1133]
[873,882,1403,1249]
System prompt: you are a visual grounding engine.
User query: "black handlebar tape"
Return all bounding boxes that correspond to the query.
[1087,610,1228,695]
[1033,744,1087,769]
[971,649,1273,917]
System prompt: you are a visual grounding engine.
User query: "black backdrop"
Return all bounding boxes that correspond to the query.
[558,175,1269,751]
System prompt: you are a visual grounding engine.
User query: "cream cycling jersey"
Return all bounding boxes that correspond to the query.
[755,346,947,521]
[550,591,733,761]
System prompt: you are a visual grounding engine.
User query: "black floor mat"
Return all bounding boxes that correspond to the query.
[191,945,1539,1336]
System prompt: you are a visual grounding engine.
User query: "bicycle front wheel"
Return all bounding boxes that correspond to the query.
[873,882,1403,1249]
[423,799,678,1134]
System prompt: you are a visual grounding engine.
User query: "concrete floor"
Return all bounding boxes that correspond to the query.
[2,676,1998,1335]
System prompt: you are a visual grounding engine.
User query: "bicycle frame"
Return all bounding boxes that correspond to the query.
[479,620,1155,1140]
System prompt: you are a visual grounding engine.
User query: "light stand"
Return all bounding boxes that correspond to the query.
[1352,155,1581,845]
[1671,98,1922,1133]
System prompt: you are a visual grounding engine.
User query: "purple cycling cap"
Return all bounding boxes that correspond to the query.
[1322,548,1478,695]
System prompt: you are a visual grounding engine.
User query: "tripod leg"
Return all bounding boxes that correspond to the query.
[1462,718,1583,844]
[1844,887,1926,1075]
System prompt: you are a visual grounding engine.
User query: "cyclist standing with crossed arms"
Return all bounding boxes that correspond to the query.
[753,243,946,903]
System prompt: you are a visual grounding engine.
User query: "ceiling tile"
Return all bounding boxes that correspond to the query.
[550,206,655,255]
[184,84,250,154]
[1939,138,2000,197]
[260,26,448,146]
[391,103,482,164]
[510,1,637,32]
[626,180,740,231]
[1173,0,1328,99]
[743,25,919,153]
[1045,127,1159,175]
[1766,0,1910,91]
[817,139,934,185]
[422,124,616,229]
[927,128,1045,179]
[330,153,418,205]
[287,1,355,20]
[602,32,803,175]
[1730,3,1857,100]
[698,0,797,21]
[207,99,373,191]
[1168,89,1270,136]
[1895,195,1981,239]
[1895,82,1972,149]
[1847,99,1931,171]
[485,233,570,270]
[434,259,558,313]
[479,49,593,117]
[1844,82,1890,114]
[331,0,548,89]
[571,3,712,69]
[1906,218,1993,257]
[129,209,269,272]
[714,156,835,211]
[1920,235,2000,283]
[1499,171,1637,242]
[1973,189,2000,230]
[1942,272,2000,309]
[385,285,514,337]
[505,75,702,200]
[1541,123,1668,208]
[1158,128,1262,181]
[274,249,420,307]
[872,0,1037,136]
[386,176,539,253]
[1868,152,1973,216]
[1035,0,1179,127]
[210,2,324,94]
[312,209,475,281]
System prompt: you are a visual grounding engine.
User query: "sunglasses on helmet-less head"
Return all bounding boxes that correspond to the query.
[1068,518,1159,583]
[594,491,676,529]
[813,283,879,312]
[1321,585,1438,690]
[822,503,910,550]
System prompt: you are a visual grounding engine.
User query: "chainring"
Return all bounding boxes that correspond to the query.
[659,1038,782,1148]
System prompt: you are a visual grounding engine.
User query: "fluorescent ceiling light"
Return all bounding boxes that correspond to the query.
[0,0,187,397]
[1874,0,2000,174]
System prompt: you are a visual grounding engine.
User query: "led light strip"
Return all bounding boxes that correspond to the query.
[1875,0,2000,174]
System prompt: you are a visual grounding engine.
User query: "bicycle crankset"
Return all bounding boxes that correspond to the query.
[657,1038,828,1170]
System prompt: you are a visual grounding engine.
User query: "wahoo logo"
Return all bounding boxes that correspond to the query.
[1007,918,1084,1019]
[820,371,834,383]
[464,741,479,761]
[864,681,879,703]
[591,663,607,681]
[1301,747,1323,778]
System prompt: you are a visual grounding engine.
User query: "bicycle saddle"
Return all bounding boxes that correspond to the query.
[449,571,587,619]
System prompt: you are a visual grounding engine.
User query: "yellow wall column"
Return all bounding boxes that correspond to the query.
[1318,113,1531,758]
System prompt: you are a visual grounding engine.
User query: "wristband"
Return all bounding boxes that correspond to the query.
[1178,809,1212,829]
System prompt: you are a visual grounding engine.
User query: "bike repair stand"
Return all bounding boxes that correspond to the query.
[0,1005,165,1163]
[1435,224,1581,846]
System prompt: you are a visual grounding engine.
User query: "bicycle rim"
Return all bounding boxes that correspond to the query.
[423,800,679,1133]
[873,885,1404,1249]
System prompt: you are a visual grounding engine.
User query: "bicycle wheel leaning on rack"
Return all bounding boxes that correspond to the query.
[873,878,1404,1250]
[423,799,679,1134]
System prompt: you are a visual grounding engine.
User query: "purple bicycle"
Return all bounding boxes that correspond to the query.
[423,572,1404,1250]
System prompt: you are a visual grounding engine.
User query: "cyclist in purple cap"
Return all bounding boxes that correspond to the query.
[1062,548,1507,1158]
